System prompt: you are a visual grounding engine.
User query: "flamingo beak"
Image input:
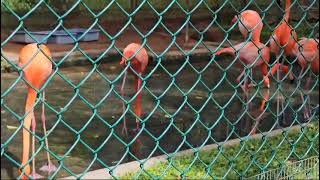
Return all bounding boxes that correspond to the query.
[231,16,237,25]
[120,59,126,66]
[289,73,295,84]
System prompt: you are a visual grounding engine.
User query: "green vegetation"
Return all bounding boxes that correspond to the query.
[295,167,319,179]
[1,0,34,12]
[290,161,318,180]
[121,121,319,179]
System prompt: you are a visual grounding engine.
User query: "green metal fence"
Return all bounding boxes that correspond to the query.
[1,0,319,179]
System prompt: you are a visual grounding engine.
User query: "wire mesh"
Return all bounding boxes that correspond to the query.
[1,0,319,179]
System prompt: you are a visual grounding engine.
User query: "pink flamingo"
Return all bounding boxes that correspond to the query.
[292,38,319,119]
[231,10,263,42]
[120,43,148,157]
[235,63,293,135]
[18,43,56,179]
[215,41,274,134]
[268,0,297,123]
[215,41,271,91]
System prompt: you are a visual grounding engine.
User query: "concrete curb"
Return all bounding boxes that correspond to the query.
[62,123,313,179]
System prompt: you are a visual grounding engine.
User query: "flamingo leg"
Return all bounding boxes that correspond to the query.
[279,64,286,124]
[273,54,284,126]
[259,89,270,112]
[19,89,37,180]
[261,63,270,89]
[247,69,256,88]
[300,92,309,120]
[236,68,245,84]
[241,69,249,93]
[135,77,142,130]
[238,68,255,88]
[243,71,257,135]
[39,92,57,174]
[250,117,260,135]
[252,90,270,135]
[303,73,312,120]
[121,71,128,136]
[132,76,143,159]
[242,72,252,135]
[30,113,44,179]
[297,67,311,120]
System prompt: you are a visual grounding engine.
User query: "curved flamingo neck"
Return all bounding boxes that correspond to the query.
[285,0,291,21]
[216,47,236,57]
[252,32,261,43]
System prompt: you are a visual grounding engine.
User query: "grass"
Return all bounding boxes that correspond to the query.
[288,159,319,180]
[121,121,319,179]
[245,156,319,179]
[293,163,319,179]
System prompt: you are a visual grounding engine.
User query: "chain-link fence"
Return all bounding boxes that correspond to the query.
[1,0,319,179]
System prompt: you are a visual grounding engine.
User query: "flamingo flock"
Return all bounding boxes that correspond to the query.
[216,0,318,115]
[14,0,318,178]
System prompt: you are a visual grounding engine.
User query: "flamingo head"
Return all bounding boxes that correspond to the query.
[120,58,126,67]
[120,50,146,74]
[120,50,135,67]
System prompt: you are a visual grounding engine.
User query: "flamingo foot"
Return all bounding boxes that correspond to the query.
[39,163,57,174]
[18,168,30,180]
[30,172,44,179]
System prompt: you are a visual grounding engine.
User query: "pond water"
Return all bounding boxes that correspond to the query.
[1,57,319,179]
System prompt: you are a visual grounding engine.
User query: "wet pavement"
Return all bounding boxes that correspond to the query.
[1,57,319,179]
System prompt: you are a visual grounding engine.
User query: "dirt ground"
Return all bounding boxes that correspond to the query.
[2,17,228,56]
